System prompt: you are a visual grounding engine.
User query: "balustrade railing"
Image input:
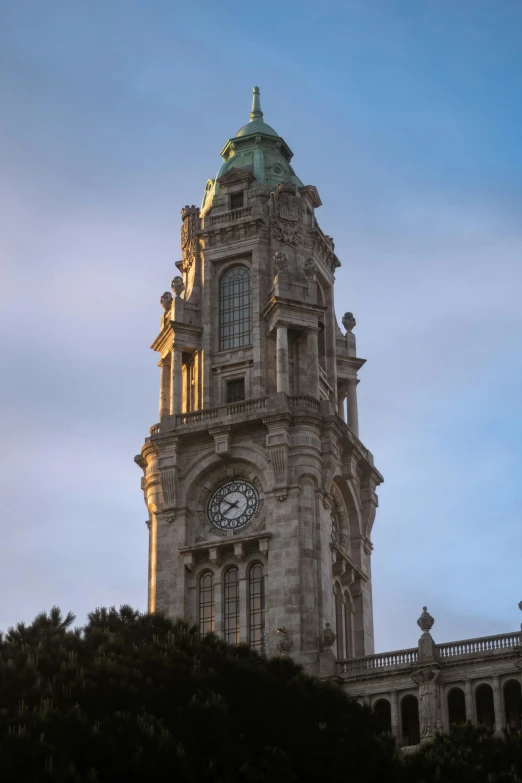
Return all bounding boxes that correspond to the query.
[173,396,322,427]
[209,207,252,226]
[337,631,521,676]
[337,648,418,675]
[175,397,267,427]
[289,395,320,411]
[438,631,520,659]
[226,398,267,416]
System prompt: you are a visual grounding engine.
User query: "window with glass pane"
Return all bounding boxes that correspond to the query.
[248,563,265,652]
[223,567,240,645]
[220,267,251,351]
[230,192,244,210]
[227,378,245,403]
[198,571,214,635]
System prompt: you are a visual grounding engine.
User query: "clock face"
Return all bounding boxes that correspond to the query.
[207,480,260,532]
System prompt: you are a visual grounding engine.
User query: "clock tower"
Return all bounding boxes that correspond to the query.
[135,88,383,674]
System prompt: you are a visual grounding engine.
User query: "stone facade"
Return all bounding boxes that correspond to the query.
[338,606,522,747]
[135,88,522,742]
[135,88,382,675]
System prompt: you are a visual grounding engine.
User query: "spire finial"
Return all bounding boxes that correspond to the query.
[250,86,263,122]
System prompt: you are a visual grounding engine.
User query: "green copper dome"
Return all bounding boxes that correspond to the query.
[235,117,278,138]
[201,87,303,214]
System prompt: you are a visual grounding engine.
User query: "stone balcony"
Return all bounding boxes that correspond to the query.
[151,394,324,438]
[337,630,521,679]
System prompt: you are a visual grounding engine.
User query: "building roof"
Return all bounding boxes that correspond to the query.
[201,87,303,213]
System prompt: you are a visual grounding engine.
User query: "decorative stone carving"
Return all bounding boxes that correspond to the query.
[330,511,338,543]
[171,276,185,298]
[417,606,436,661]
[319,623,336,652]
[342,312,356,333]
[271,446,288,486]
[304,258,316,280]
[411,667,441,739]
[270,182,303,246]
[160,468,177,508]
[273,250,288,273]
[180,205,199,271]
[276,627,293,655]
[417,606,435,632]
[160,291,173,313]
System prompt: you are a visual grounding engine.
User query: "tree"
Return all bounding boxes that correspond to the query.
[0,605,398,783]
[403,723,522,783]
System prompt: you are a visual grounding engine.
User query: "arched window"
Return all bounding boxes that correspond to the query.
[198,571,214,635]
[475,684,495,728]
[248,563,265,652]
[401,695,420,746]
[374,699,392,734]
[223,567,240,645]
[220,266,252,351]
[447,687,467,726]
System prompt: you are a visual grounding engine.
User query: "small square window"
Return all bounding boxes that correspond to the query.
[227,379,245,403]
[230,192,244,210]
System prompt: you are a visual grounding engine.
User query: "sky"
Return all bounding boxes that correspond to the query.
[1,0,521,651]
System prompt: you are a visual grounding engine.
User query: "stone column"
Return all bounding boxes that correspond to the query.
[276,324,289,395]
[337,388,347,421]
[390,691,400,740]
[464,680,475,724]
[306,328,320,399]
[159,357,171,419]
[347,379,359,437]
[170,347,183,416]
[492,676,504,734]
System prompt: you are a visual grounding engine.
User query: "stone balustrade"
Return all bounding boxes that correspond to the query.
[438,631,520,659]
[289,395,320,411]
[208,206,252,226]
[166,395,323,429]
[337,631,521,676]
[337,648,418,676]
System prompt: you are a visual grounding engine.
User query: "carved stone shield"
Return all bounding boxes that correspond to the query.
[270,183,303,246]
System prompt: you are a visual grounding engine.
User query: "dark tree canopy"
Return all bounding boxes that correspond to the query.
[0,606,397,783]
[4,606,522,782]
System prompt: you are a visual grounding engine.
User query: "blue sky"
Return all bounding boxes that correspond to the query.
[1,0,521,650]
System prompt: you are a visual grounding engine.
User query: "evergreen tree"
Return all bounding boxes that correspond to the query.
[0,605,398,783]
[403,723,522,783]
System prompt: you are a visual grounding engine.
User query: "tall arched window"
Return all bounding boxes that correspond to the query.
[198,571,214,635]
[220,266,251,351]
[248,563,265,652]
[223,567,240,645]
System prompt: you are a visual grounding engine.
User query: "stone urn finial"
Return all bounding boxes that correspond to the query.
[319,623,336,652]
[417,606,435,633]
[160,291,173,312]
[273,251,288,273]
[275,627,293,655]
[171,276,185,298]
[342,312,356,333]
